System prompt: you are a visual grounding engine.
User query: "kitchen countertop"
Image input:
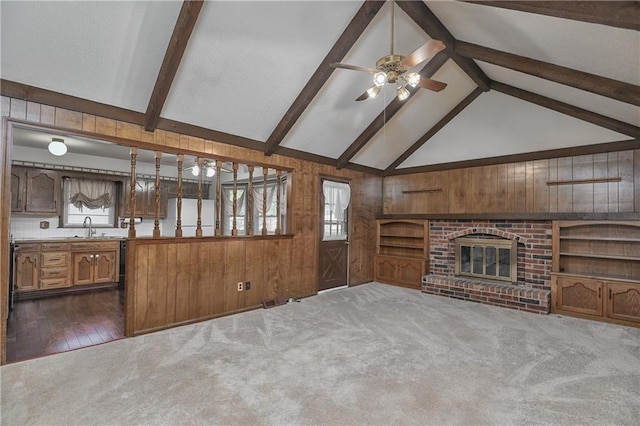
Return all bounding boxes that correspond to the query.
[15,236,126,243]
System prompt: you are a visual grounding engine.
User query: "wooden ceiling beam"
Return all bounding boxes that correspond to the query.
[384,87,484,175]
[263,0,385,156]
[397,0,490,91]
[463,1,640,31]
[1,79,146,125]
[335,51,449,170]
[144,0,204,132]
[457,41,640,106]
[492,81,640,139]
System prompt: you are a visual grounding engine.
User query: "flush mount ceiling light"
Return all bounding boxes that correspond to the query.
[48,137,67,156]
[331,0,447,102]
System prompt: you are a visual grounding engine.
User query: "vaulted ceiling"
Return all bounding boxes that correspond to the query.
[1,1,638,175]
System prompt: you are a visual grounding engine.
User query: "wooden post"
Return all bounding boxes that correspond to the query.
[262,167,268,235]
[153,151,162,238]
[232,162,239,236]
[128,147,137,238]
[175,154,183,237]
[276,169,282,235]
[247,165,254,236]
[196,157,204,237]
[215,162,222,236]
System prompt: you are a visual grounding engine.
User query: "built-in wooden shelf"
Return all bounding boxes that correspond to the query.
[560,236,640,243]
[380,233,423,239]
[559,252,640,261]
[380,242,424,249]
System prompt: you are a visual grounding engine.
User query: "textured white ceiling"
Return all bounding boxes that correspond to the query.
[427,1,640,85]
[0,1,181,112]
[162,0,362,142]
[400,90,630,168]
[1,1,636,172]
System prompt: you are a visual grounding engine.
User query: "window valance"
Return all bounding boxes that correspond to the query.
[68,178,114,210]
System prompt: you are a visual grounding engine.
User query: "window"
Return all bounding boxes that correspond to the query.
[222,185,246,235]
[62,178,116,227]
[322,180,350,240]
[455,237,517,283]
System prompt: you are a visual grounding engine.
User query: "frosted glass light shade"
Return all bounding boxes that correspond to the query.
[48,138,67,156]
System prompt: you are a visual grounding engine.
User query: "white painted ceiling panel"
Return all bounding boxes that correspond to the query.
[399,90,630,168]
[279,2,436,158]
[426,1,640,85]
[478,61,640,127]
[162,1,362,142]
[0,1,181,112]
[351,59,477,169]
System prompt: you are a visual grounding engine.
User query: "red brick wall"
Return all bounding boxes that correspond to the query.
[428,220,553,290]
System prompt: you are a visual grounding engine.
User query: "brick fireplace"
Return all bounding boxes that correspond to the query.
[422,220,553,314]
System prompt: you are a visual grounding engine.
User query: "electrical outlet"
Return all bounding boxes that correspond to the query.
[245,281,251,290]
[237,282,243,291]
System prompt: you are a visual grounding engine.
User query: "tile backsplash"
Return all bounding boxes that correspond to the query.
[11,215,157,240]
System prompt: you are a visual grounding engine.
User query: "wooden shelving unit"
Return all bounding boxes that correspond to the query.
[374,220,428,290]
[551,221,640,327]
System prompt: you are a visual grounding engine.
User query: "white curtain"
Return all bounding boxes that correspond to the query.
[68,178,114,210]
[222,186,246,234]
[253,184,276,215]
[323,180,350,221]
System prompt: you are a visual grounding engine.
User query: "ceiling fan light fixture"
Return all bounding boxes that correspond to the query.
[406,72,420,88]
[397,86,410,101]
[366,86,381,99]
[48,137,67,156]
[373,71,388,87]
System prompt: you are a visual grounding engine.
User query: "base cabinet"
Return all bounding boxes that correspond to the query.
[72,251,117,285]
[15,252,39,292]
[374,255,426,290]
[552,274,640,326]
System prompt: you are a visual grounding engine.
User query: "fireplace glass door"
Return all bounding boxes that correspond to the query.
[456,237,517,283]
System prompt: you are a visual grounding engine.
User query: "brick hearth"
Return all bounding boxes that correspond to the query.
[423,220,552,314]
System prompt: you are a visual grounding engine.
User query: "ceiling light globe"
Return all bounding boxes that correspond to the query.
[191,165,200,176]
[397,86,410,101]
[48,138,67,156]
[373,71,388,87]
[366,86,380,99]
[205,167,215,177]
[406,73,420,88]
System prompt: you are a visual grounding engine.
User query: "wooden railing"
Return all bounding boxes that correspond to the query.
[126,149,289,238]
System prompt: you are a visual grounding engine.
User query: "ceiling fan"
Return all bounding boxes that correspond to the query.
[331,0,447,102]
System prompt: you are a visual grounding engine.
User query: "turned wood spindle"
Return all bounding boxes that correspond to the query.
[153,151,162,238]
[215,162,222,236]
[262,167,268,235]
[175,154,183,237]
[232,162,239,236]
[276,169,282,235]
[247,165,254,236]
[128,147,138,238]
[196,157,204,237]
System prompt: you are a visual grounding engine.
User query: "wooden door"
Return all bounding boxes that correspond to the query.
[73,253,94,285]
[318,179,350,292]
[11,167,25,212]
[606,282,640,323]
[556,276,603,316]
[94,252,116,283]
[25,169,59,213]
[15,252,39,291]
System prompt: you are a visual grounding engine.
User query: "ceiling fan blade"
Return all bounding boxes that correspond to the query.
[401,39,446,69]
[355,91,370,101]
[418,77,447,92]
[330,62,379,74]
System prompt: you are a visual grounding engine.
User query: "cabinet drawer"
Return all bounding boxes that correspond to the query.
[42,252,69,267]
[71,241,119,251]
[41,277,70,289]
[42,242,70,251]
[41,268,69,279]
[15,243,39,252]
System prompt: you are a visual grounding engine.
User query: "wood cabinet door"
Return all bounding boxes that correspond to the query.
[11,167,25,212]
[556,276,603,316]
[396,259,424,289]
[122,179,146,216]
[25,169,59,213]
[72,253,94,285]
[374,256,397,284]
[606,282,640,324]
[15,252,39,291]
[94,252,116,283]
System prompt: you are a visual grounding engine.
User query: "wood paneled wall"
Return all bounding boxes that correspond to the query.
[0,96,382,357]
[384,151,640,216]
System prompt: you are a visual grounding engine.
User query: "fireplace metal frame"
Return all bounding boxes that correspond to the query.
[455,237,518,283]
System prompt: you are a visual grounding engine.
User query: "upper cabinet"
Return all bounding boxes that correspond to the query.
[120,178,167,218]
[11,167,60,214]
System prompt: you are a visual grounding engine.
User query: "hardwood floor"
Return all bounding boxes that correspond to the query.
[6,288,124,364]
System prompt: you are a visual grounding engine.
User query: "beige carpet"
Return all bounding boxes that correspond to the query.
[1,282,639,425]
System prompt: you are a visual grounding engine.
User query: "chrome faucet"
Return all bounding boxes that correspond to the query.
[83,216,95,239]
